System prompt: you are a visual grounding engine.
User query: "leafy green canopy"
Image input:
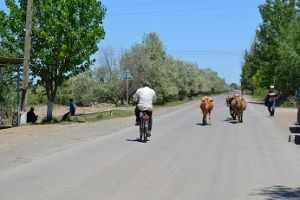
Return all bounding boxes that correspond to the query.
[31,0,106,101]
[56,32,229,107]
[1,0,106,120]
[120,32,230,104]
[241,0,300,96]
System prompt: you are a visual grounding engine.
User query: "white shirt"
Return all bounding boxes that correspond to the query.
[133,86,156,111]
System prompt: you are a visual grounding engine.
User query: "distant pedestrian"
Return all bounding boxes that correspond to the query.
[61,98,77,121]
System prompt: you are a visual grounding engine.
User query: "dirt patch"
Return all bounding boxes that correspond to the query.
[253,101,298,135]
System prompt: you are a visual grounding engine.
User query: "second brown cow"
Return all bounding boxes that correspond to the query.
[230,94,247,123]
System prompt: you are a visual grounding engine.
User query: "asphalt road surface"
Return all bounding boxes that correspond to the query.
[1,95,300,200]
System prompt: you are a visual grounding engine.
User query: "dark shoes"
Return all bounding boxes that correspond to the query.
[135,122,140,126]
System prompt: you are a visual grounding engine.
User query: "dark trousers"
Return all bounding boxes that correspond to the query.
[61,112,71,121]
[135,106,153,131]
[267,100,275,116]
[135,106,152,123]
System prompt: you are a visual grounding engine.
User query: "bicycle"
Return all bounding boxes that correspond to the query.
[0,110,9,126]
[11,111,19,127]
[139,111,152,143]
[0,112,5,125]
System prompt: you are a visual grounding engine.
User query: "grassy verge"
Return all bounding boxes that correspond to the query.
[39,98,195,125]
[42,109,134,124]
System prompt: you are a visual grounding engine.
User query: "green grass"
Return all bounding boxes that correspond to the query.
[163,99,190,107]
[38,99,194,125]
[41,109,134,124]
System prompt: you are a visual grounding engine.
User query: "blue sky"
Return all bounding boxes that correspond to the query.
[0,0,265,84]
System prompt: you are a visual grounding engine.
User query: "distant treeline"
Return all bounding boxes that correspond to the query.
[0,0,229,121]
[0,32,230,111]
[54,33,231,106]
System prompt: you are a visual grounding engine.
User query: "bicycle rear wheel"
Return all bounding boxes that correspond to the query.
[143,119,149,142]
[139,119,148,143]
[139,118,144,141]
[12,112,19,127]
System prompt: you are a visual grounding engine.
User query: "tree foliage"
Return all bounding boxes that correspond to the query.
[241,0,300,97]
[1,0,106,120]
[119,32,229,104]
[61,32,229,107]
[0,7,22,113]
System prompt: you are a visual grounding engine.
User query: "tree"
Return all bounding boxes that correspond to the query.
[255,0,297,87]
[276,16,300,95]
[241,0,299,96]
[0,8,21,111]
[2,0,106,120]
[120,32,229,104]
[241,39,261,93]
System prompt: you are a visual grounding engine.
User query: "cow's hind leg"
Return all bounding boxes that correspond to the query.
[240,112,243,123]
[230,107,236,120]
[238,112,243,123]
[202,114,207,125]
[208,111,212,125]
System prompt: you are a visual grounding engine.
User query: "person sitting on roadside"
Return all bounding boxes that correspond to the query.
[69,98,76,116]
[61,98,77,121]
[27,107,38,123]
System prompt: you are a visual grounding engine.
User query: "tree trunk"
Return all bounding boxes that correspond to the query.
[46,100,53,121]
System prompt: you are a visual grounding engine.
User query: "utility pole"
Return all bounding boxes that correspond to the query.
[122,69,132,108]
[21,0,33,111]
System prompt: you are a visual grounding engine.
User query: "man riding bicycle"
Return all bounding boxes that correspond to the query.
[133,81,156,134]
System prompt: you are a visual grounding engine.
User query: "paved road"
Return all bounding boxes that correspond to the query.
[1,95,300,200]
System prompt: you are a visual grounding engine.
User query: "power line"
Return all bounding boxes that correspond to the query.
[168,49,241,54]
[103,47,242,57]
[104,0,209,7]
[106,5,258,16]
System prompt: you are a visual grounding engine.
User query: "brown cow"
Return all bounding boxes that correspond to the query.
[230,94,247,123]
[226,95,236,120]
[200,96,214,125]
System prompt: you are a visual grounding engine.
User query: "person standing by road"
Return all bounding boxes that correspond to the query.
[265,85,278,117]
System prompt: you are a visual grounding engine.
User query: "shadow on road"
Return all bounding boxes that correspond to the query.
[222,118,238,124]
[126,138,140,142]
[223,117,232,122]
[0,125,11,130]
[126,138,149,143]
[248,101,264,105]
[253,186,300,200]
[196,123,212,126]
[289,127,300,133]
